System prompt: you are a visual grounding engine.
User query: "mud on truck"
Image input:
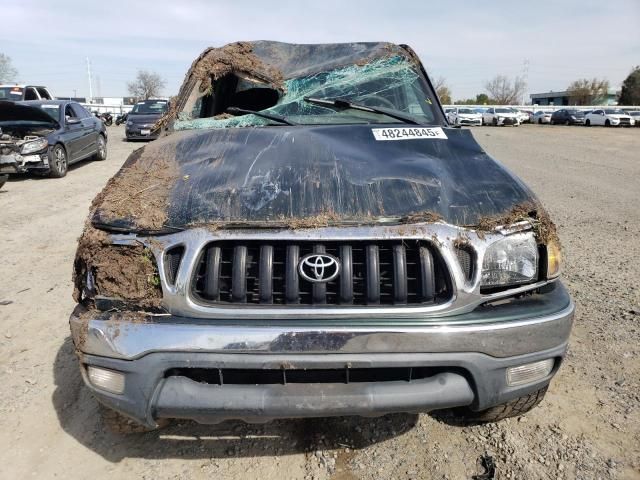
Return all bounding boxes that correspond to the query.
[69,41,574,432]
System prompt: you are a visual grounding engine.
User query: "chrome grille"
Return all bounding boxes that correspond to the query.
[191,240,451,306]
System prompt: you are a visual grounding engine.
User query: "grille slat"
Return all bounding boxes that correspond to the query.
[366,245,380,304]
[339,245,353,304]
[285,245,300,304]
[231,246,248,303]
[203,246,221,300]
[259,245,273,303]
[393,244,408,304]
[192,240,451,307]
[419,246,435,302]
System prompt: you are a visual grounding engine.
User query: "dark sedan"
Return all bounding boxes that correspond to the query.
[550,109,585,125]
[125,99,169,141]
[0,100,107,178]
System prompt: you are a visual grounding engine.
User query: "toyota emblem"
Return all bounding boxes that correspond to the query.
[298,253,341,283]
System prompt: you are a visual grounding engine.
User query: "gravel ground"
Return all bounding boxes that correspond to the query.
[0,125,638,479]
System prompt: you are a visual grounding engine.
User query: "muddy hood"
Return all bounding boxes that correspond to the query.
[92,125,536,233]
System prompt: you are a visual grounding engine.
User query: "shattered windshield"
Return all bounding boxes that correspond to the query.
[175,56,439,130]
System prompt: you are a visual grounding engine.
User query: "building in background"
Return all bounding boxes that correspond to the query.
[530,89,619,106]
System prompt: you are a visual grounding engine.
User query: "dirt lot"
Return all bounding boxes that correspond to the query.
[0,125,638,479]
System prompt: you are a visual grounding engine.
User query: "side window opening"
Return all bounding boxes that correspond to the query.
[195,73,280,119]
[25,88,38,100]
[65,105,77,119]
[37,87,52,100]
[71,103,89,118]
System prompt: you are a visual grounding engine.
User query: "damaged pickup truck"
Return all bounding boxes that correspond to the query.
[69,41,574,432]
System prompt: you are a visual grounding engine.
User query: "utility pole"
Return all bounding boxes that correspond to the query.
[86,57,93,104]
[521,58,530,105]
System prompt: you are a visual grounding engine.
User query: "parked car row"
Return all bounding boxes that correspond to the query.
[445,106,638,127]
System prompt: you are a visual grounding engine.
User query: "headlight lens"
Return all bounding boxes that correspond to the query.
[481,233,538,287]
[546,238,562,279]
[20,137,48,155]
[126,120,133,126]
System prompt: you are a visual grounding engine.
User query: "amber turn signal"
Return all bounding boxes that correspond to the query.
[546,239,562,279]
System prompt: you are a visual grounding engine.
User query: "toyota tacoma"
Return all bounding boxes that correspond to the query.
[69,41,574,432]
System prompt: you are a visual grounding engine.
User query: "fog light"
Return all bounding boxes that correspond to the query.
[87,366,125,394]
[506,359,554,386]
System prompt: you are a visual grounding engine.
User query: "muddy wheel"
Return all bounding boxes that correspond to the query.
[94,134,107,161]
[99,404,168,434]
[48,144,68,178]
[442,386,548,424]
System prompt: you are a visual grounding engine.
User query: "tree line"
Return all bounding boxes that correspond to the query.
[435,67,640,106]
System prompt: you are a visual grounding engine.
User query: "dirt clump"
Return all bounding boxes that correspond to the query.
[89,141,180,231]
[72,225,162,308]
[475,201,560,245]
[399,210,443,224]
[283,211,343,229]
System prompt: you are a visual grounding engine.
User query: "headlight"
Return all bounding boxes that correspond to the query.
[546,237,562,279]
[481,233,538,288]
[20,137,48,155]
[126,121,133,126]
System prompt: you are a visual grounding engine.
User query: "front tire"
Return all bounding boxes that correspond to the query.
[48,144,68,178]
[440,386,548,424]
[94,134,107,161]
[605,119,611,127]
[585,119,591,126]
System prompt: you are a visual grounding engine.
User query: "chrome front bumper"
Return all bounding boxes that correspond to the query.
[70,284,574,361]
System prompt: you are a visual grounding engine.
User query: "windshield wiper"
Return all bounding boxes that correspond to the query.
[226,107,296,126]
[304,97,421,125]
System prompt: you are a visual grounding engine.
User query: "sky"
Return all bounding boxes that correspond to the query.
[1,0,639,101]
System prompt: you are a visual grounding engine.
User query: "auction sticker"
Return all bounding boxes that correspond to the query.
[371,127,448,141]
